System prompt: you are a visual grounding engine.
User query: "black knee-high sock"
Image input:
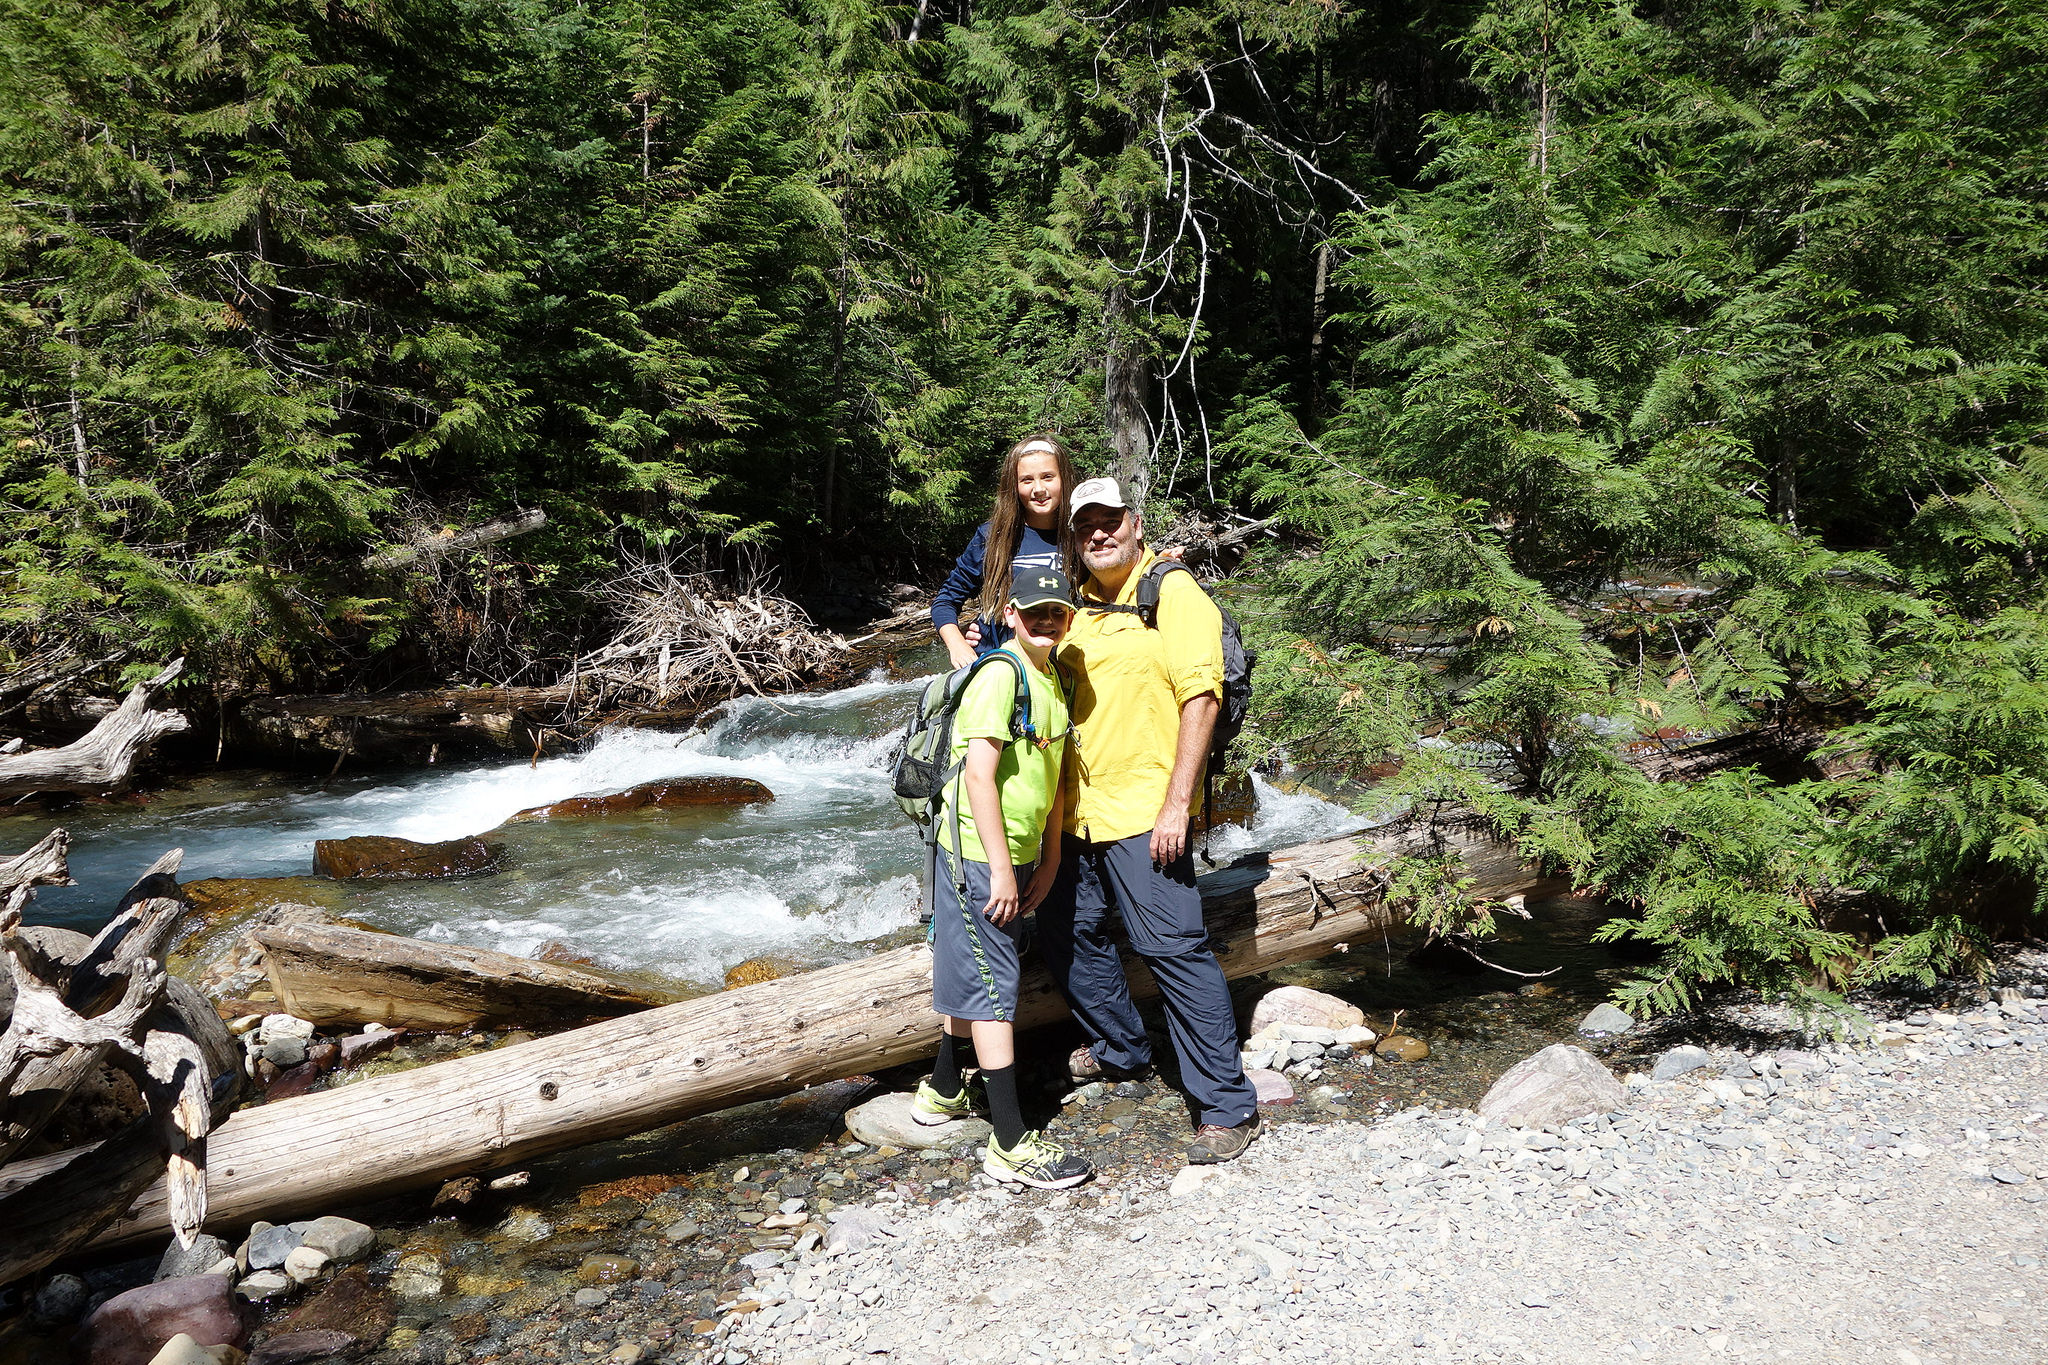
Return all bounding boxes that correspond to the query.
[932,1032,975,1095]
[982,1064,1025,1149]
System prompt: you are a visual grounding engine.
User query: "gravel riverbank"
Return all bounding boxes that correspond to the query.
[694,1004,2048,1365]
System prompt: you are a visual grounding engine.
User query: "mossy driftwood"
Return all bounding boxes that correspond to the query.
[87,818,1550,1250]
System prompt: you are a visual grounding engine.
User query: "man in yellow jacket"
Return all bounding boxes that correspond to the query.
[1043,476,1260,1165]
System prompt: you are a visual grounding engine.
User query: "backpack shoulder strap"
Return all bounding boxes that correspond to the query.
[958,648,1032,742]
[1133,558,1196,628]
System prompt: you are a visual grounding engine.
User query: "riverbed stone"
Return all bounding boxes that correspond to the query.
[1248,1068,1296,1106]
[234,1271,291,1303]
[246,1330,357,1365]
[388,1254,446,1299]
[725,956,800,989]
[663,1218,703,1242]
[285,1267,393,1344]
[297,1216,375,1266]
[244,1221,305,1270]
[156,1236,233,1285]
[1651,1046,1713,1082]
[1249,986,1366,1035]
[577,1255,640,1285]
[824,1210,887,1255]
[1578,1004,1636,1036]
[76,1275,247,1365]
[281,1247,330,1285]
[33,1273,90,1324]
[495,1208,554,1242]
[144,1334,246,1365]
[1477,1044,1627,1128]
[312,834,502,880]
[1375,1035,1429,1062]
[843,1092,991,1150]
[507,777,775,823]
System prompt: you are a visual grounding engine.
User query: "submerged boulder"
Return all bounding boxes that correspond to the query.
[507,776,774,822]
[312,835,501,880]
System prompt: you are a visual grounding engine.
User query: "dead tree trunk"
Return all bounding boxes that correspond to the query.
[0,834,240,1286]
[88,818,1549,1250]
[0,660,188,799]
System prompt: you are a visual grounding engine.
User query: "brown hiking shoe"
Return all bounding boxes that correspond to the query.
[1185,1111,1260,1165]
[1067,1046,1152,1085]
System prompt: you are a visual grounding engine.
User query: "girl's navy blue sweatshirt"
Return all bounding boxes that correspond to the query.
[930,520,1063,651]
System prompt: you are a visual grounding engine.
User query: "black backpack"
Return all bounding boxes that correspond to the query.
[1087,560,1257,859]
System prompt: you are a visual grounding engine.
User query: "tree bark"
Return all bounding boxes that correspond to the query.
[1104,285,1154,502]
[0,660,188,799]
[87,820,1550,1250]
[254,923,667,1030]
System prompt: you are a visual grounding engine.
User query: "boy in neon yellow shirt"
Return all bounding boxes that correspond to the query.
[911,569,1093,1190]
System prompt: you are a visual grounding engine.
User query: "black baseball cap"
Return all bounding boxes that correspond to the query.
[1009,568,1077,611]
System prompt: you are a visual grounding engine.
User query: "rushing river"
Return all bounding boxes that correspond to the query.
[9,661,1364,988]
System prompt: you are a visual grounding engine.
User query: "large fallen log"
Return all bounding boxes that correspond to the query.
[0,660,188,799]
[255,923,667,1029]
[90,817,1549,1248]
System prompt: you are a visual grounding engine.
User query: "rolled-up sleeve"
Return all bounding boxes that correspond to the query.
[1157,570,1224,705]
[930,523,989,631]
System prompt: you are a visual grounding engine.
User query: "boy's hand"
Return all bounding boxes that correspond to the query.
[1022,858,1059,913]
[983,865,1021,926]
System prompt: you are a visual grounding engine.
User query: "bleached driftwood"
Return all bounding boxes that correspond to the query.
[89,819,1552,1248]
[0,839,239,1286]
[362,508,549,571]
[0,660,188,799]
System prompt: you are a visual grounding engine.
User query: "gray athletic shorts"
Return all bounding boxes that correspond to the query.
[931,854,1035,1022]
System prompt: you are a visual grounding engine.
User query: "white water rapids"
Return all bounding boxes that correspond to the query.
[16,669,1365,987]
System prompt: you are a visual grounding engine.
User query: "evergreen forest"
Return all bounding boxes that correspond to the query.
[5,0,2047,1014]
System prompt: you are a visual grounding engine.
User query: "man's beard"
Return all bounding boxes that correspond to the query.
[1084,537,1139,575]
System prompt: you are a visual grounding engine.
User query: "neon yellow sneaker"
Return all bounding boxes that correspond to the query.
[910,1078,979,1126]
[983,1130,1093,1189]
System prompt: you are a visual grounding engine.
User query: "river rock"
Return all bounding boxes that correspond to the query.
[1248,1068,1296,1105]
[33,1273,90,1324]
[1375,1034,1429,1062]
[1477,1043,1627,1128]
[247,1330,358,1365]
[312,834,501,880]
[285,1267,393,1344]
[336,1028,403,1069]
[158,1236,233,1284]
[577,1255,639,1285]
[1249,985,1366,1035]
[175,901,335,1003]
[1651,1046,1712,1082]
[725,955,799,989]
[234,1271,291,1303]
[663,1218,702,1243]
[282,1248,331,1285]
[495,1208,555,1242]
[388,1254,446,1299]
[843,1092,991,1150]
[824,1211,887,1255]
[508,777,775,822]
[254,1015,315,1069]
[243,1221,305,1271]
[297,1216,375,1266]
[75,1275,247,1365]
[1578,1003,1636,1036]
[145,1334,246,1365]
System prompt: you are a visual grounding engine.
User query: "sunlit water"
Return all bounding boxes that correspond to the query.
[10,666,1365,988]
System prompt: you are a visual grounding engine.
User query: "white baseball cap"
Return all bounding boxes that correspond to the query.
[1068,476,1130,521]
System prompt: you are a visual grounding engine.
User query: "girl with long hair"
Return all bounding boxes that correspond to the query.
[931,434,1081,668]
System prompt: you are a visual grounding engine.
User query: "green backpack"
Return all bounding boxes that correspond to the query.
[889,651,1033,842]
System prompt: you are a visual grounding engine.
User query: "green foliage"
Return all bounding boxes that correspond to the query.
[1239,0,2048,1014]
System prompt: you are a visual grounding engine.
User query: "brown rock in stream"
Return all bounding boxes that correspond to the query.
[285,1267,393,1348]
[507,776,774,821]
[312,834,501,880]
[724,956,799,989]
